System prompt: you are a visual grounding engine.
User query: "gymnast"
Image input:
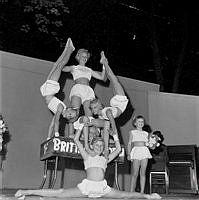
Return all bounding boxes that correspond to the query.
[40,38,79,139]
[62,48,106,117]
[89,52,129,155]
[15,118,161,199]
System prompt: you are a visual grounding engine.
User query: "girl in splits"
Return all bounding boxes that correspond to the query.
[40,38,79,139]
[15,117,161,199]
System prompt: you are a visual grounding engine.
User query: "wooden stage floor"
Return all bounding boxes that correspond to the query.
[1,189,199,200]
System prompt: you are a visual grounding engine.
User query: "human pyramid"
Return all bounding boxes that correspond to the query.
[15,38,161,199]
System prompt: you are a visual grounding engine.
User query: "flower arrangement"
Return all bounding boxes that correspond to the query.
[0,114,9,152]
[146,134,161,150]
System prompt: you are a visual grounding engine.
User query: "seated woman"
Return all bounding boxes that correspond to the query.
[15,120,161,199]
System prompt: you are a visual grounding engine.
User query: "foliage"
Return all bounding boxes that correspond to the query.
[0,114,9,152]
[21,0,70,47]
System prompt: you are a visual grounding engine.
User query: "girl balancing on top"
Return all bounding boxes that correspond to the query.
[62,48,106,117]
[15,116,161,199]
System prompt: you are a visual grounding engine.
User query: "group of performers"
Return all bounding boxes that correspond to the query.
[15,38,161,199]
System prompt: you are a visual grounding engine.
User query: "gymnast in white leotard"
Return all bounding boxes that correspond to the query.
[62,48,106,117]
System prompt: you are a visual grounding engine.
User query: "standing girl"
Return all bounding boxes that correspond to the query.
[127,115,152,193]
[62,48,106,117]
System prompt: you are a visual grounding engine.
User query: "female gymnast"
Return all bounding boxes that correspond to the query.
[40,37,79,139]
[127,115,152,193]
[62,48,106,117]
[15,117,161,199]
[89,52,129,155]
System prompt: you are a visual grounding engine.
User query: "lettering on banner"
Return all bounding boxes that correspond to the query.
[53,138,80,154]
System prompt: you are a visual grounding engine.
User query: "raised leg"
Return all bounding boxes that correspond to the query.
[47,38,75,81]
[100,51,125,96]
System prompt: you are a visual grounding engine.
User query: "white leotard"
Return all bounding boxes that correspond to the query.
[84,155,107,171]
[71,65,92,81]
[130,130,149,143]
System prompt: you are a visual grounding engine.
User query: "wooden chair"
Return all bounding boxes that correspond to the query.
[167,144,198,194]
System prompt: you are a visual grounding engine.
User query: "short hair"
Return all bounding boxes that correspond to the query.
[75,49,91,61]
[132,115,145,127]
[152,130,164,143]
[65,108,79,123]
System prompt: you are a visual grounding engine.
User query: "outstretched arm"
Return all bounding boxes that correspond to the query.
[62,65,73,73]
[83,126,95,156]
[108,130,121,163]
[92,67,106,81]
[73,124,88,160]
[106,109,118,135]
[102,120,111,158]
[53,104,65,136]
[47,116,55,140]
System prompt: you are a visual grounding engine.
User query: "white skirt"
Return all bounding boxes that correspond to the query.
[77,179,111,198]
[130,146,152,160]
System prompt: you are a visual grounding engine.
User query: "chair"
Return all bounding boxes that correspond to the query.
[149,145,169,194]
[167,145,198,194]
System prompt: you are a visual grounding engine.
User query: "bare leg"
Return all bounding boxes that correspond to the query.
[15,188,86,198]
[100,51,125,96]
[104,188,161,199]
[47,38,75,81]
[70,95,81,111]
[130,159,140,192]
[83,100,92,117]
[140,158,148,193]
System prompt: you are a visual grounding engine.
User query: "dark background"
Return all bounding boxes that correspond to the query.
[1,0,199,95]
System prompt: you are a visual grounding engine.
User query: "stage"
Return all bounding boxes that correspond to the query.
[1,189,199,200]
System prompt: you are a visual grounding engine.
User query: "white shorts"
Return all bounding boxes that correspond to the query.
[69,84,95,104]
[40,80,60,96]
[47,97,66,114]
[110,95,128,113]
[130,146,152,160]
[77,179,111,198]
